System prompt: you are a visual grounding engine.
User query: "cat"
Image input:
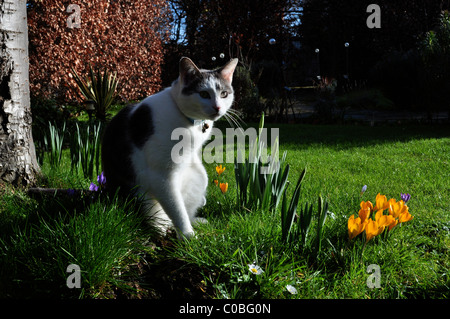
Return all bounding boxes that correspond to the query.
[101,57,239,239]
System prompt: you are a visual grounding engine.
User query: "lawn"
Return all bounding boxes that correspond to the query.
[0,121,449,299]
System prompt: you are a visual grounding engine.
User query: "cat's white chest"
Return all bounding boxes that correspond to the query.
[169,121,212,166]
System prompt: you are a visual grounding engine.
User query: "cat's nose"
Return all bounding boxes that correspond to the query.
[213,105,221,112]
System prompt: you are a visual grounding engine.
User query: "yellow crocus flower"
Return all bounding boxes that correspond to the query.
[219,182,228,194]
[348,214,365,240]
[389,200,408,219]
[216,165,226,176]
[399,211,414,223]
[358,200,373,223]
[376,210,396,229]
[374,193,389,211]
[388,218,399,231]
[365,218,385,242]
[360,200,373,211]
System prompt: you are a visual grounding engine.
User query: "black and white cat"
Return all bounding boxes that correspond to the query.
[101,57,239,239]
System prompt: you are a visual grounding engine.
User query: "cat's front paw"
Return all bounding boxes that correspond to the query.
[193,217,208,225]
[177,229,196,241]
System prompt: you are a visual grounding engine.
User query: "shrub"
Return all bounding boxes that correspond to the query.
[233,65,262,121]
[418,11,450,112]
[71,64,119,121]
[336,88,395,110]
[313,77,338,122]
[27,0,170,103]
[368,49,422,110]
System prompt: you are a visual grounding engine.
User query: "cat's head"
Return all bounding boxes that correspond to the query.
[172,57,238,121]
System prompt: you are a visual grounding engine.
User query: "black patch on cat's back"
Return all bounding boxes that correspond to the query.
[101,104,136,196]
[129,104,154,148]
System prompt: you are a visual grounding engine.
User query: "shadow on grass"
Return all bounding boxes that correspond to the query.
[276,123,450,150]
[214,120,450,150]
[0,189,153,299]
[0,188,215,299]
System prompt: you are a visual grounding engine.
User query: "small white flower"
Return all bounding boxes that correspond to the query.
[248,263,263,275]
[286,284,297,295]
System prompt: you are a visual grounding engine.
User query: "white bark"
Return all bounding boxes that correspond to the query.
[0,0,39,186]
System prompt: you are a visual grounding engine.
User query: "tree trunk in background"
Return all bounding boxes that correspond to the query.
[0,0,39,187]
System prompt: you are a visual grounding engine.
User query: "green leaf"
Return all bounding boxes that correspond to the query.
[280,168,306,243]
[315,195,329,253]
[299,202,313,247]
[280,185,290,242]
[71,64,118,121]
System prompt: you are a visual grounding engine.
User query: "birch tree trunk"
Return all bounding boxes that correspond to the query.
[0,0,39,187]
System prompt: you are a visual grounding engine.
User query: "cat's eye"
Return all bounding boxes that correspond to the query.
[220,91,228,98]
[199,91,211,99]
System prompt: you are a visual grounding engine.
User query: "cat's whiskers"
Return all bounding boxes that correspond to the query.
[224,108,245,129]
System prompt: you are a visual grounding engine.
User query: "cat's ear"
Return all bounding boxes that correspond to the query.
[219,58,239,84]
[179,57,201,80]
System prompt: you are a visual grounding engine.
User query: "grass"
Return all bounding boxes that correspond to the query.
[0,184,150,298]
[178,122,450,299]
[0,122,449,299]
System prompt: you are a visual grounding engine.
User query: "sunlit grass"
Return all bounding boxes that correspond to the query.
[176,123,450,298]
[0,122,449,298]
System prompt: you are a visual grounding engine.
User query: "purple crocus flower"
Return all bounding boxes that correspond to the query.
[89,182,99,192]
[97,171,106,186]
[360,185,367,196]
[400,193,411,203]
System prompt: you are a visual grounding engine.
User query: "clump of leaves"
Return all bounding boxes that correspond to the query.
[71,65,118,121]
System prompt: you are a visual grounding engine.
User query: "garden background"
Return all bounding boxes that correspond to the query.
[0,0,449,300]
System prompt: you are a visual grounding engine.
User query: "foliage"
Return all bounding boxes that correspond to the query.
[0,192,147,298]
[281,182,331,256]
[368,11,450,111]
[71,64,119,121]
[27,0,171,103]
[31,95,76,165]
[418,11,450,111]
[299,0,448,78]
[421,11,450,61]
[253,60,285,100]
[232,66,262,121]
[280,168,305,242]
[169,0,300,65]
[44,121,66,168]
[368,49,423,110]
[336,88,395,111]
[35,119,103,180]
[70,121,103,180]
[234,113,290,212]
[313,77,338,122]
[233,113,332,258]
